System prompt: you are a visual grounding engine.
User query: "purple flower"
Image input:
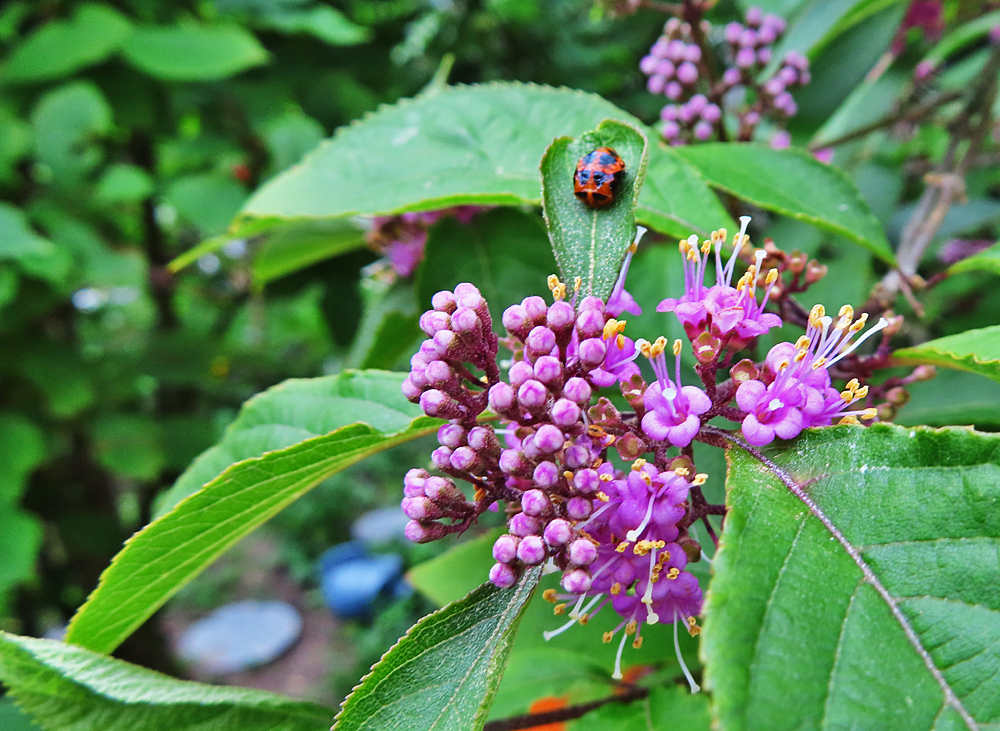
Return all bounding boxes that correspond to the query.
[606,228,645,317]
[639,338,711,447]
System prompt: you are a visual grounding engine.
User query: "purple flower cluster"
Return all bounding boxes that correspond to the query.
[401,219,888,682]
[639,9,810,145]
[367,206,485,278]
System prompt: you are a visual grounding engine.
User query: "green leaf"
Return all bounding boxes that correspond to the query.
[569,686,712,731]
[0,414,46,503]
[31,81,111,186]
[91,414,165,482]
[0,203,62,275]
[675,144,895,265]
[253,219,367,285]
[239,83,729,239]
[333,568,540,731]
[416,209,559,326]
[66,371,440,654]
[95,164,154,204]
[2,4,132,84]
[776,0,907,60]
[947,241,1000,276]
[703,424,1000,731]
[256,5,372,46]
[164,173,248,236]
[925,11,1000,66]
[0,697,41,731]
[540,120,647,300]
[120,24,269,81]
[893,325,1000,383]
[899,370,1000,429]
[0,509,42,614]
[0,632,333,731]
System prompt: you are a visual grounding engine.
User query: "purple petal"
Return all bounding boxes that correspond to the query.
[741,413,775,446]
[641,411,672,441]
[668,414,701,447]
[774,408,805,440]
[681,385,712,415]
[736,380,766,411]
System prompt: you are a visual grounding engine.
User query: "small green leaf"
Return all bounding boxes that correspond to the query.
[164,173,249,236]
[0,202,70,283]
[31,81,111,187]
[253,219,367,285]
[925,11,1000,66]
[333,568,540,731]
[255,5,372,46]
[0,510,42,615]
[66,371,440,654]
[894,325,1000,383]
[704,424,1000,731]
[120,24,269,81]
[2,4,132,84]
[947,241,1000,276]
[0,415,47,503]
[0,632,333,731]
[540,120,647,299]
[675,144,895,265]
[95,164,154,204]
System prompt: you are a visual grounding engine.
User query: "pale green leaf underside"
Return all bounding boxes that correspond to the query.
[0,631,331,731]
[541,119,648,300]
[704,424,1000,731]
[334,569,540,731]
[676,144,895,265]
[894,325,1000,384]
[66,371,440,654]
[236,82,731,240]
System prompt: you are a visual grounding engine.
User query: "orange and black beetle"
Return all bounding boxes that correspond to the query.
[574,147,625,209]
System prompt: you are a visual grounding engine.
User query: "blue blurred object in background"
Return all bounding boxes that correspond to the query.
[175,600,302,675]
[316,539,406,619]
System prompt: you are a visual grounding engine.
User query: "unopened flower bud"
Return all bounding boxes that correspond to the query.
[550,398,581,427]
[488,382,516,412]
[500,449,529,476]
[450,446,480,472]
[521,489,552,517]
[562,377,592,404]
[534,424,565,454]
[568,539,597,566]
[676,61,698,85]
[562,569,592,594]
[805,260,828,284]
[533,461,560,488]
[566,496,592,520]
[431,290,457,313]
[913,365,936,381]
[502,304,532,338]
[402,497,436,520]
[886,386,910,406]
[489,562,518,588]
[401,377,422,403]
[454,282,485,311]
[424,360,456,389]
[493,534,519,563]
[508,360,534,388]
[579,338,607,368]
[450,307,479,333]
[517,535,547,565]
[547,301,576,331]
[468,425,500,454]
[419,310,451,337]
[431,446,453,471]
[518,380,549,411]
[437,423,466,448]
[525,326,557,359]
[574,469,600,494]
[522,296,549,324]
[533,355,563,386]
[565,444,593,469]
[424,476,460,502]
[544,518,572,547]
[876,402,897,422]
[420,389,462,419]
[403,468,429,497]
[510,512,541,537]
[575,308,605,339]
[405,520,449,543]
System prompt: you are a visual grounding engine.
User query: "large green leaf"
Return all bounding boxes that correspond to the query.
[120,24,269,81]
[0,632,332,731]
[334,568,540,731]
[540,120,647,300]
[65,370,440,654]
[675,144,895,265]
[703,424,1000,731]
[894,325,1000,383]
[237,83,730,239]
[2,4,131,84]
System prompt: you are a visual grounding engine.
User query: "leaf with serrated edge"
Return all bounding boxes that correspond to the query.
[676,144,895,265]
[334,568,540,731]
[702,423,1000,731]
[0,632,332,731]
[66,371,440,654]
[541,120,648,300]
[894,325,1000,383]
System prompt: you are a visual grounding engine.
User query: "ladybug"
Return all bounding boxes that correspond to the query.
[574,147,626,209]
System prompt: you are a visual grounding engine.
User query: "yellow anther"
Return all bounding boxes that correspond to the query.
[838,415,859,425]
[563,470,574,482]
[700,239,712,254]
[861,408,877,420]
[547,274,560,291]
[599,472,613,481]
[603,318,626,341]
[840,390,855,403]
[553,283,567,301]
[610,582,622,595]
[553,603,567,615]
[777,359,790,372]
[666,567,681,580]
[627,241,638,254]
[543,589,558,603]
[687,616,701,637]
[578,614,590,625]
[765,269,779,285]
[633,541,650,556]
[616,541,630,553]
[794,350,808,363]
[811,356,827,370]
[632,636,644,649]
[625,620,637,636]
[717,227,728,242]
[652,336,668,357]
[673,339,683,356]
[848,313,869,334]
[811,304,826,319]
[631,458,648,471]
[673,466,690,477]
[693,473,708,486]
[839,305,854,320]
[636,338,652,357]
[795,336,811,350]
[596,491,610,502]
[855,385,869,399]
[573,276,582,292]
[603,631,614,644]
[845,378,860,392]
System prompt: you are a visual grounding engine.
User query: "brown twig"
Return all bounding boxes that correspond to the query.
[482,684,650,731]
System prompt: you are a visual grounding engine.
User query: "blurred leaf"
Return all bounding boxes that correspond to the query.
[91,414,165,482]
[0,632,333,731]
[31,81,111,185]
[417,209,558,327]
[409,528,504,606]
[898,369,1000,429]
[811,70,909,149]
[925,11,1000,66]
[947,241,1000,276]
[348,281,422,370]
[67,371,440,654]
[262,112,325,176]
[569,686,712,731]
[0,414,46,503]
[240,83,728,240]
[775,0,906,60]
[253,219,367,284]
[256,5,372,46]
[0,509,42,614]
[120,24,269,81]
[0,697,41,731]
[2,3,131,84]
[0,106,31,184]
[540,120,647,300]
[19,347,95,417]
[95,164,154,204]
[0,202,71,283]
[676,144,895,264]
[164,173,248,236]
[333,568,540,731]
[894,325,1000,383]
[704,424,1000,731]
